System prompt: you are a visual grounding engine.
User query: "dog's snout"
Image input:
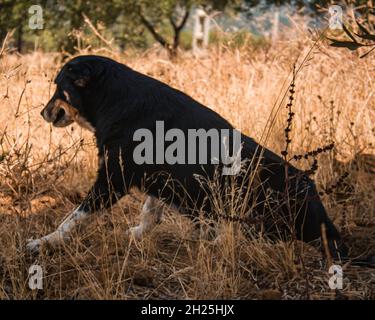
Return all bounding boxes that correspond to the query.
[40,108,46,119]
[41,100,56,122]
[41,98,76,128]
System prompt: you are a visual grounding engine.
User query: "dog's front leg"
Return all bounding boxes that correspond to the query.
[26,205,91,254]
[26,151,127,254]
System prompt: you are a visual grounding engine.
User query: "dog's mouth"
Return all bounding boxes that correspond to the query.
[53,108,65,124]
[52,107,74,127]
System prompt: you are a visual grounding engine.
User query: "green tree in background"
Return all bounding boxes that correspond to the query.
[1,0,119,53]
[115,0,239,58]
[0,0,34,52]
[1,0,239,55]
[1,0,374,55]
[41,0,121,52]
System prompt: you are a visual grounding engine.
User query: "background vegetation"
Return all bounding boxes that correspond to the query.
[1,0,372,55]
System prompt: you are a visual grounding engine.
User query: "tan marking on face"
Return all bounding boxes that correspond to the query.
[54,98,95,132]
[74,114,95,133]
[43,99,62,122]
[63,90,71,102]
[74,79,88,87]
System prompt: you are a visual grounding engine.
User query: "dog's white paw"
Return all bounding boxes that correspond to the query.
[26,238,43,255]
[126,226,144,240]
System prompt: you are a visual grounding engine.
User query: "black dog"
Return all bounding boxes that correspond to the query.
[26,55,373,266]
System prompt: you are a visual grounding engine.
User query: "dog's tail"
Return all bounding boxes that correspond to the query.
[327,238,375,268]
[346,255,375,268]
[322,218,375,268]
[305,186,375,269]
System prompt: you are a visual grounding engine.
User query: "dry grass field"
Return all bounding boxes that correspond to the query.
[0,32,375,299]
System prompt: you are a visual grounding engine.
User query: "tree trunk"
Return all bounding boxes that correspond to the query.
[138,7,190,60]
[17,24,23,53]
[169,9,190,59]
[272,9,279,43]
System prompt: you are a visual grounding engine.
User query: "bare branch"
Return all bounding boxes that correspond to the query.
[82,13,114,49]
[178,8,190,30]
[169,7,190,32]
[138,12,169,48]
[0,30,14,59]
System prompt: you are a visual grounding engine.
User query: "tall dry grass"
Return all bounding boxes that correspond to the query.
[0,31,375,299]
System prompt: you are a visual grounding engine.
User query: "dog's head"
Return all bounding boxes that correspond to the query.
[41,56,107,132]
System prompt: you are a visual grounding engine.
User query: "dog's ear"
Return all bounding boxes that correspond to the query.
[65,63,91,88]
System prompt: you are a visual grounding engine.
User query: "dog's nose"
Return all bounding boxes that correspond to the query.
[41,103,55,122]
[41,100,55,122]
[40,107,48,120]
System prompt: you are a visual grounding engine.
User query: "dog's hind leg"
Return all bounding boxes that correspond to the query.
[127,195,163,240]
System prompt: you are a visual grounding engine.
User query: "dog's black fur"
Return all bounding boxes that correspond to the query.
[40,55,373,266]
